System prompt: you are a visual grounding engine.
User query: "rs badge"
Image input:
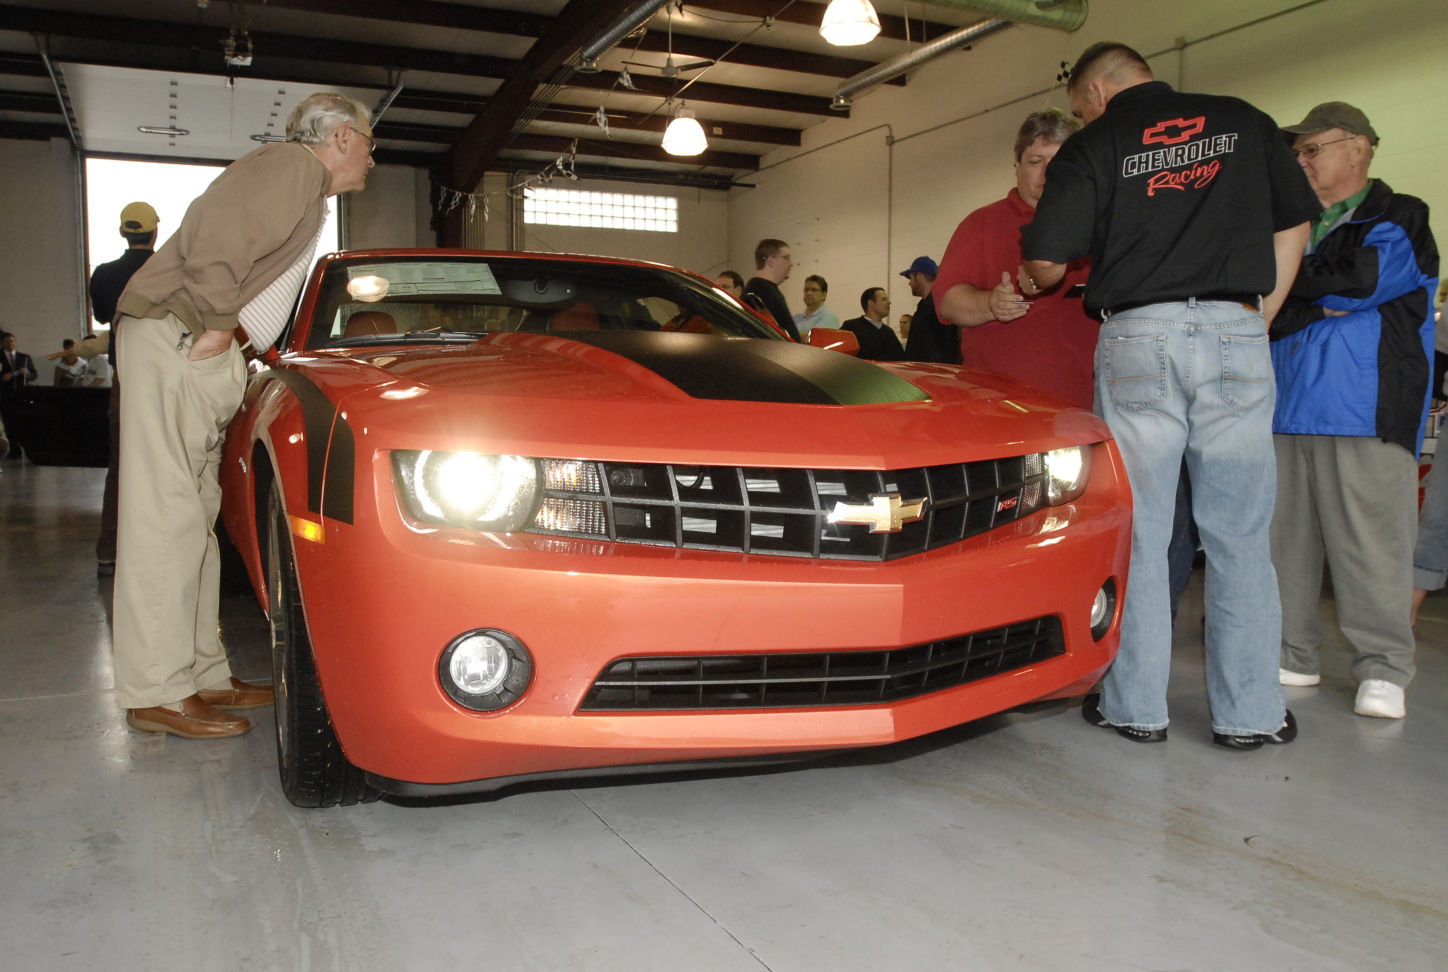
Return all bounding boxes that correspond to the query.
[828,492,928,534]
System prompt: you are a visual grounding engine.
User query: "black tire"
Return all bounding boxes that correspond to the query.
[266,481,379,808]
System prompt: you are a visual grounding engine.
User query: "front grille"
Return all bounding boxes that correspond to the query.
[579,616,1064,711]
[531,455,1047,561]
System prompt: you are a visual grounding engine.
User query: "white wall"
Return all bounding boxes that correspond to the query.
[727,0,1448,323]
[0,138,84,370]
[346,163,433,251]
[452,173,732,283]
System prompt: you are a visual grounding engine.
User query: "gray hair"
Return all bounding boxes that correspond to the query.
[286,93,372,145]
[1014,108,1079,160]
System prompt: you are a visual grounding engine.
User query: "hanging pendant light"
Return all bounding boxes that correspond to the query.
[661,102,708,157]
[820,0,881,47]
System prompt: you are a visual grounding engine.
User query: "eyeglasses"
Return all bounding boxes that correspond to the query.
[1291,135,1355,160]
[344,124,376,155]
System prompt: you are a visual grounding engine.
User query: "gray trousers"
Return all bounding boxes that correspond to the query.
[1271,434,1417,688]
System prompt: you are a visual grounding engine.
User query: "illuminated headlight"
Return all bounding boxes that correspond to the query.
[1045,446,1090,505]
[393,450,540,531]
[438,629,532,711]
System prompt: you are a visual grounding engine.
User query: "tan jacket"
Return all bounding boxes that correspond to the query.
[116,142,331,335]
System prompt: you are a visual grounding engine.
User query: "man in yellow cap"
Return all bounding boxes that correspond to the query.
[88,200,159,577]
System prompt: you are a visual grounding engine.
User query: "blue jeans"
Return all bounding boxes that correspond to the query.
[1095,299,1286,736]
[1414,452,1448,591]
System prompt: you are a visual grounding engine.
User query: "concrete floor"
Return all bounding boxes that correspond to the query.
[2,461,1446,971]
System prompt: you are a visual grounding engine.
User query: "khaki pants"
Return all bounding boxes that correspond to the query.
[111,314,246,709]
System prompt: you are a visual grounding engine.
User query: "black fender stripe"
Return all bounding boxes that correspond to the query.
[556,332,929,405]
[266,368,355,524]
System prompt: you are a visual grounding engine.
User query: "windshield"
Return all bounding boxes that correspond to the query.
[303,255,784,350]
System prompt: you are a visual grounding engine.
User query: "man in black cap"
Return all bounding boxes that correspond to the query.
[88,200,159,575]
[900,256,957,364]
[1270,102,1440,721]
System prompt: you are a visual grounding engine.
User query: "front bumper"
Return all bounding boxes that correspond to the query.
[289,444,1131,787]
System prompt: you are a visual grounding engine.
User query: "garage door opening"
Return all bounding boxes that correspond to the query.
[83,156,340,330]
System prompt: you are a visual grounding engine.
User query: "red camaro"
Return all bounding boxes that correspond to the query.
[218,250,1132,807]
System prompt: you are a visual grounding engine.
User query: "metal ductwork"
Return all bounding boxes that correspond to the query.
[576,0,672,73]
[832,0,1088,109]
[917,0,1088,33]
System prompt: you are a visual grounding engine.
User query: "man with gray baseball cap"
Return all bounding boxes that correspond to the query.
[1269,101,1440,720]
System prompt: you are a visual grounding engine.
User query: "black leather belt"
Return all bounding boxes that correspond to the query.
[1104,293,1260,318]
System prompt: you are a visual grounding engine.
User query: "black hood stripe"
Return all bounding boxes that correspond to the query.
[268,368,355,524]
[557,332,929,405]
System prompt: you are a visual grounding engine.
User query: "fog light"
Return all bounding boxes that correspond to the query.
[439,629,532,711]
[1090,579,1117,641]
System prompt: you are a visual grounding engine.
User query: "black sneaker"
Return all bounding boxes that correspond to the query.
[1081,693,1167,743]
[1212,710,1297,751]
[97,560,115,577]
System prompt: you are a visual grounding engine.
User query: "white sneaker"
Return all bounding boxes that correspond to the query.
[1279,667,1321,687]
[1354,679,1406,719]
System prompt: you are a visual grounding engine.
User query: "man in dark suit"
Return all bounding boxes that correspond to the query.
[1,330,38,459]
[841,287,904,361]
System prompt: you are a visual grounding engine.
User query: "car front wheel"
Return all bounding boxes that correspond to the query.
[266,481,378,808]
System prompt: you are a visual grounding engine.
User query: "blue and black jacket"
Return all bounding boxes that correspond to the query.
[1270,179,1440,456]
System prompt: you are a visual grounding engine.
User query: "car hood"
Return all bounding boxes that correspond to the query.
[280,331,1107,466]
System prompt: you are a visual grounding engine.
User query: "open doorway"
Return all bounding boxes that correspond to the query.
[83,156,340,331]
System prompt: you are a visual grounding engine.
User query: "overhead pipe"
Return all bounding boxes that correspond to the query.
[575,0,672,73]
[915,0,1088,33]
[832,20,1011,110]
[830,1,1087,109]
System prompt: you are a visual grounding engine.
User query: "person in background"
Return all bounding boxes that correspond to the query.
[52,339,88,387]
[1270,102,1439,720]
[841,287,904,361]
[1,330,38,459]
[936,108,1095,406]
[793,274,839,341]
[743,239,800,341]
[1020,42,1319,750]
[714,270,744,300]
[89,200,160,576]
[900,256,955,364]
[110,92,374,740]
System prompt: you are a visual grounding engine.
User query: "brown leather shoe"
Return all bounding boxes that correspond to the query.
[127,695,252,739]
[196,676,275,710]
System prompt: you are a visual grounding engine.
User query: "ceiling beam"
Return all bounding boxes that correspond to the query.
[261,0,898,84]
[0,119,67,140]
[380,109,800,149]
[566,70,835,116]
[509,132,758,171]
[0,90,60,114]
[439,0,641,192]
[692,1,962,43]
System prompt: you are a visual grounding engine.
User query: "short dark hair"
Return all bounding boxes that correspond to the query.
[1067,42,1151,93]
[805,274,828,294]
[123,230,156,248]
[62,338,76,350]
[717,269,743,289]
[859,287,884,313]
[754,238,788,269]
[1014,108,1080,160]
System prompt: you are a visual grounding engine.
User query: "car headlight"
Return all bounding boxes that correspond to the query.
[393,450,540,531]
[1044,446,1090,505]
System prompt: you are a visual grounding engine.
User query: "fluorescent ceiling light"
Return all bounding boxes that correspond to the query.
[820,0,881,47]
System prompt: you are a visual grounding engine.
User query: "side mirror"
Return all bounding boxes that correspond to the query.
[807,328,860,356]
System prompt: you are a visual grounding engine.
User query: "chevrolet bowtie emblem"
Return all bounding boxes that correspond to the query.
[828,492,928,534]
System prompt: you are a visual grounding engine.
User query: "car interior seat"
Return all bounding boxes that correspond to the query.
[343,310,399,338]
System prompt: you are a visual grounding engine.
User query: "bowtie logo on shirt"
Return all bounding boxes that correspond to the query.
[1141,116,1206,146]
